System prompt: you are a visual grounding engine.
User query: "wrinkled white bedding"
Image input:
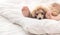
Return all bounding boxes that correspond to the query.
[0,16,30,35]
[0,0,60,35]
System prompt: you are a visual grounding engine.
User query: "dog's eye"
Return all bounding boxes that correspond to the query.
[41,13,44,15]
[36,13,38,15]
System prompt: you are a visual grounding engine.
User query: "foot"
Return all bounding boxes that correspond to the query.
[22,6,31,17]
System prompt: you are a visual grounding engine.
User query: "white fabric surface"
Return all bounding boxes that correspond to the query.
[0,16,29,35]
[0,0,60,35]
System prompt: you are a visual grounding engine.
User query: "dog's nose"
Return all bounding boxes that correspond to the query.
[38,18,41,19]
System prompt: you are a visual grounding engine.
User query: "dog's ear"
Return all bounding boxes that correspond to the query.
[42,7,48,13]
[31,10,37,18]
[22,6,32,17]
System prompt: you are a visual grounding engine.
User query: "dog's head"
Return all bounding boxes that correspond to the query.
[31,7,47,19]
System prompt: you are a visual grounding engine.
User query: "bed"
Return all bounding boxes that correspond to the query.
[0,0,60,35]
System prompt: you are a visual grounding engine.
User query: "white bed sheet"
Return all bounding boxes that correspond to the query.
[0,16,30,35]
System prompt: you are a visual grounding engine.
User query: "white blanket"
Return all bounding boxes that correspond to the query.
[0,16,30,35]
[0,0,60,35]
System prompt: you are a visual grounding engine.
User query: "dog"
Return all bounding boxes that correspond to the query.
[31,6,47,19]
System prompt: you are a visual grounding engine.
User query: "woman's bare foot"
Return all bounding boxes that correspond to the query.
[52,3,60,10]
[46,9,60,20]
[46,3,60,20]
[22,6,31,17]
